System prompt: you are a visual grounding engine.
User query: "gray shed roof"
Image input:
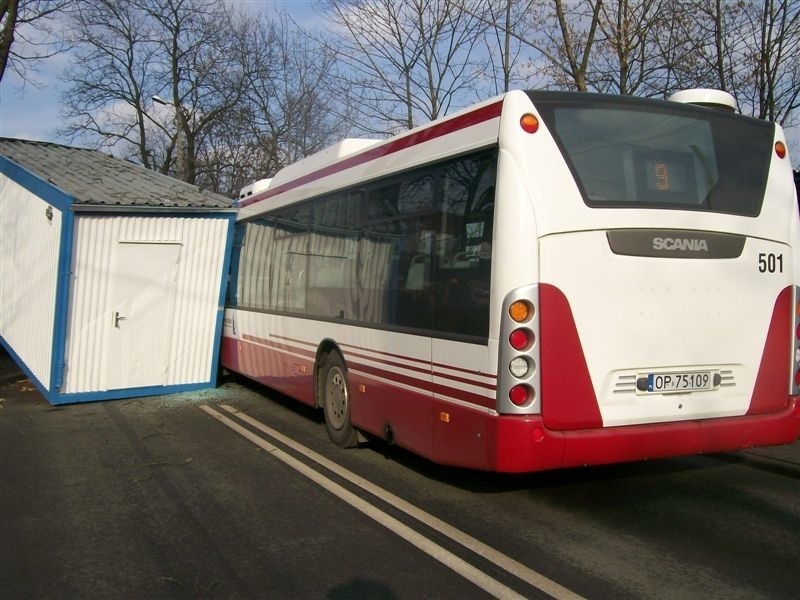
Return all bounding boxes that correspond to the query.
[0,137,233,210]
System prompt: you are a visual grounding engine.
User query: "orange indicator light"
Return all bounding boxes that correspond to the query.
[775,141,786,158]
[509,300,531,322]
[520,113,539,134]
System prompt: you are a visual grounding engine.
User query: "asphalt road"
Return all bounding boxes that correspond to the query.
[1,354,799,599]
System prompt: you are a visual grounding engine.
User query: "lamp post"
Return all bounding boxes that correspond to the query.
[152,94,186,182]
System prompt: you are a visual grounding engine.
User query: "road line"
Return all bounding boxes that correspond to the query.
[200,404,527,600]
[215,403,584,600]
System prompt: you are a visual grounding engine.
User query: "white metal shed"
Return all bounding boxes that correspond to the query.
[0,138,236,404]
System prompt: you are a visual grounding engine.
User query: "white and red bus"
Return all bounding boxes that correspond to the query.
[221,89,800,472]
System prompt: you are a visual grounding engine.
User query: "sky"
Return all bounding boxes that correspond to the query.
[0,54,73,144]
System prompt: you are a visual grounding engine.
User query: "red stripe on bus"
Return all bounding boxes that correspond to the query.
[345,349,433,379]
[272,333,497,381]
[351,360,495,410]
[341,348,496,391]
[242,333,316,359]
[232,335,494,410]
[340,341,498,381]
[238,100,504,209]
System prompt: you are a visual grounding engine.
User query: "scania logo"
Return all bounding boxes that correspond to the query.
[652,237,709,252]
[607,230,743,259]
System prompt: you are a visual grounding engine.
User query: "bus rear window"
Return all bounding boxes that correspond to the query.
[532,93,775,216]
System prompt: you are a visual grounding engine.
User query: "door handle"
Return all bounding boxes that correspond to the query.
[114,311,127,328]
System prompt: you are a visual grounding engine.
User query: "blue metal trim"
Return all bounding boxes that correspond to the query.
[48,381,214,405]
[209,214,238,386]
[0,156,73,212]
[50,209,75,393]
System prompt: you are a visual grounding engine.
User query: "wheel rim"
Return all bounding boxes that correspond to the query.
[325,367,348,430]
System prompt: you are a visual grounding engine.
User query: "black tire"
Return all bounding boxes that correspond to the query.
[318,351,358,448]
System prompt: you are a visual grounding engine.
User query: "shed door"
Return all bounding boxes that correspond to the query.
[107,241,181,390]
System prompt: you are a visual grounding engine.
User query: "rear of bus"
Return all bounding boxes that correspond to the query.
[489,90,800,471]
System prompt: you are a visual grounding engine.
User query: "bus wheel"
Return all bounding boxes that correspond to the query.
[320,352,358,448]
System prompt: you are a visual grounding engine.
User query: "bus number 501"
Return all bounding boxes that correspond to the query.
[758,253,783,273]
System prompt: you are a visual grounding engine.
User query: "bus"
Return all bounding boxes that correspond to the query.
[221,89,800,472]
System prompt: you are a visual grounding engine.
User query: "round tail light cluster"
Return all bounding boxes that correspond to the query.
[507,300,535,406]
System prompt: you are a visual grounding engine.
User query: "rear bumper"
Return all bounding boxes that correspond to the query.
[486,397,800,473]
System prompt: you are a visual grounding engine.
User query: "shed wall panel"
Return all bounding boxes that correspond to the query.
[62,216,114,393]
[0,175,61,387]
[166,217,229,385]
[62,215,229,393]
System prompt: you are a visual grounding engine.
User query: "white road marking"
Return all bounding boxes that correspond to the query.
[207,403,584,600]
[199,404,527,600]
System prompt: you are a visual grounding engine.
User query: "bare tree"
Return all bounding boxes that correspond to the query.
[142,0,249,184]
[479,0,538,94]
[197,12,349,197]
[742,0,800,125]
[0,0,71,84]
[59,0,249,184]
[0,0,21,82]
[670,0,750,93]
[678,0,799,126]
[702,0,745,91]
[521,0,798,118]
[318,0,488,134]
[246,13,348,168]
[590,0,669,96]
[522,0,604,92]
[59,1,159,168]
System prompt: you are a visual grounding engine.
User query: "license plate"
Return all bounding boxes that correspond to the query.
[643,371,714,393]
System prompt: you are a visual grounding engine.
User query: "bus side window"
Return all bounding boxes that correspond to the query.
[434,152,496,338]
[272,204,312,313]
[361,175,436,330]
[397,177,436,330]
[236,218,275,310]
[307,191,361,320]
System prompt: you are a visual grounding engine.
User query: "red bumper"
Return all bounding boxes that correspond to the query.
[485,397,800,473]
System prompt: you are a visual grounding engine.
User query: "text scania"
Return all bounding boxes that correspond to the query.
[652,237,709,252]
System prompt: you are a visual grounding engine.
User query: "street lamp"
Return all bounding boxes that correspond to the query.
[152,95,186,182]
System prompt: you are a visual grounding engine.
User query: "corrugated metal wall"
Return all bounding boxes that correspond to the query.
[62,215,228,393]
[0,175,62,388]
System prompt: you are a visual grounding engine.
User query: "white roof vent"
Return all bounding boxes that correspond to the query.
[668,88,738,113]
[238,178,272,200]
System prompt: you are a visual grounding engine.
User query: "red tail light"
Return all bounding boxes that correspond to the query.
[509,328,532,351]
[509,384,532,406]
